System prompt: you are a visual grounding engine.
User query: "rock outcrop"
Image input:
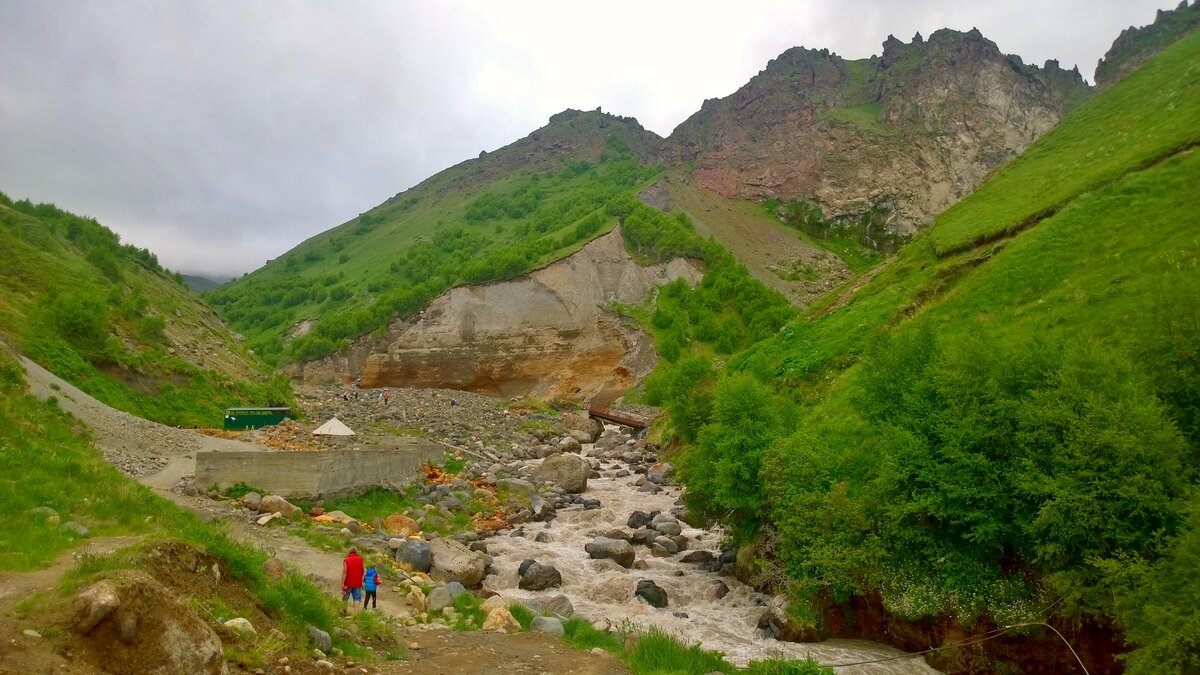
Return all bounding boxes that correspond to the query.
[358,229,702,404]
[662,29,1091,235]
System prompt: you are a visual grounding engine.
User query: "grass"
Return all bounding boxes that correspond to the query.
[823,101,891,136]
[626,628,735,674]
[448,591,486,630]
[563,616,624,652]
[508,602,536,631]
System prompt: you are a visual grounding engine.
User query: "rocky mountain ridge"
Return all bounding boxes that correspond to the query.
[662,28,1091,234]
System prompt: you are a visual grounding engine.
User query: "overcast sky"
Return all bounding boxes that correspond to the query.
[0,1,1174,279]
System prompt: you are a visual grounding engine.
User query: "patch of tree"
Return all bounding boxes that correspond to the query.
[657,318,1199,669]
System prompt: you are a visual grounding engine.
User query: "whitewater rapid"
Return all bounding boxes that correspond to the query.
[481,441,940,674]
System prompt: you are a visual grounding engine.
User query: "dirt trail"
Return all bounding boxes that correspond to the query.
[0,536,142,613]
[14,355,630,674]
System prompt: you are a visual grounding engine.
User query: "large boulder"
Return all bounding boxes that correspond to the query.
[482,606,521,632]
[584,536,634,568]
[258,495,300,518]
[535,454,590,494]
[71,572,227,674]
[308,625,332,653]
[240,492,262,512]
[650,514,682,537]
[518,562,563,591]
[74,580,120,634]
[635,579,668,608]
[394,539,432,573]
[633,576,672,607]
[647,462,676,484]
[530,615,565,636]
[381,513,421,536]
[428,537,488,586]
[627,510,656,529]
[562,411,604,442]
[223,618,256,641]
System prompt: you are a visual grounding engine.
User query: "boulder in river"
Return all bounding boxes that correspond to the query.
[584,536,635,568]
[534,453,590,493]
[627,510,656,529]
[519,562,563,591]
[635,579,668,608]
[647,462,676,484]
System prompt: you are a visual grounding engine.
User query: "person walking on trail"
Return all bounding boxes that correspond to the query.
[342,546,365,612]
[363,563,382,610]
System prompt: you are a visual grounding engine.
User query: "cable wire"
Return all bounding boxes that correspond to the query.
[817,621,1090,673]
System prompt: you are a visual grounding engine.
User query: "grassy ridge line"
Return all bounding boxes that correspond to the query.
[929,28,1200,255]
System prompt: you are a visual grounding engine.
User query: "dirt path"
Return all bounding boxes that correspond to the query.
[390,628,628,674]
[14,355,631,674]
[0,536,143,613]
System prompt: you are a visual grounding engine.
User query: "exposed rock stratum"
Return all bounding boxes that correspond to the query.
[295,230,701,404]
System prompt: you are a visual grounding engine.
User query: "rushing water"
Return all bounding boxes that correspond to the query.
[481,440,941,674]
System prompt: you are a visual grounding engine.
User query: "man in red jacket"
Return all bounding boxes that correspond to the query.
[341,546,365,613]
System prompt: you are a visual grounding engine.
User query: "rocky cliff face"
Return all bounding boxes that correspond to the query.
[663,29,1091,234]
[295,230,701,404]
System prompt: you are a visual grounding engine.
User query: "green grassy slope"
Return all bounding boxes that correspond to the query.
[651,24,1200,672]
[0,196,290,427]
[209,110,664,366]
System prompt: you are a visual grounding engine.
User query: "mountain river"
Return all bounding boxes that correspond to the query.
[480,429,941,674]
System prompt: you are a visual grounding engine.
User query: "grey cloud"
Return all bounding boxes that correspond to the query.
[0,0,1172,278]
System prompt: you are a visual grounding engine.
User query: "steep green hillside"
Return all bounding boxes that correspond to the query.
[209,109,664,365]
[0,195,290,427]
[650,27,1200,671]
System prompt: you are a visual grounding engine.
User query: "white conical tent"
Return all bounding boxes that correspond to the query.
[312,417,356,436]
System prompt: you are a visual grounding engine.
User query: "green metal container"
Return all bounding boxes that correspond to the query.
[223,407,293,430]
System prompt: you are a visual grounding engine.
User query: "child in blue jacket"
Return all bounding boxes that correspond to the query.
[363,564,382,610]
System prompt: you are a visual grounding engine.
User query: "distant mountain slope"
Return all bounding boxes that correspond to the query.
[662,29,1090,235]
[650,26,1200,673]
[181,274,226,293]
[0,195,290,427]
[208,109,664,366]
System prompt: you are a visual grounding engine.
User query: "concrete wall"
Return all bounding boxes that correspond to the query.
[194,445,444,498]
